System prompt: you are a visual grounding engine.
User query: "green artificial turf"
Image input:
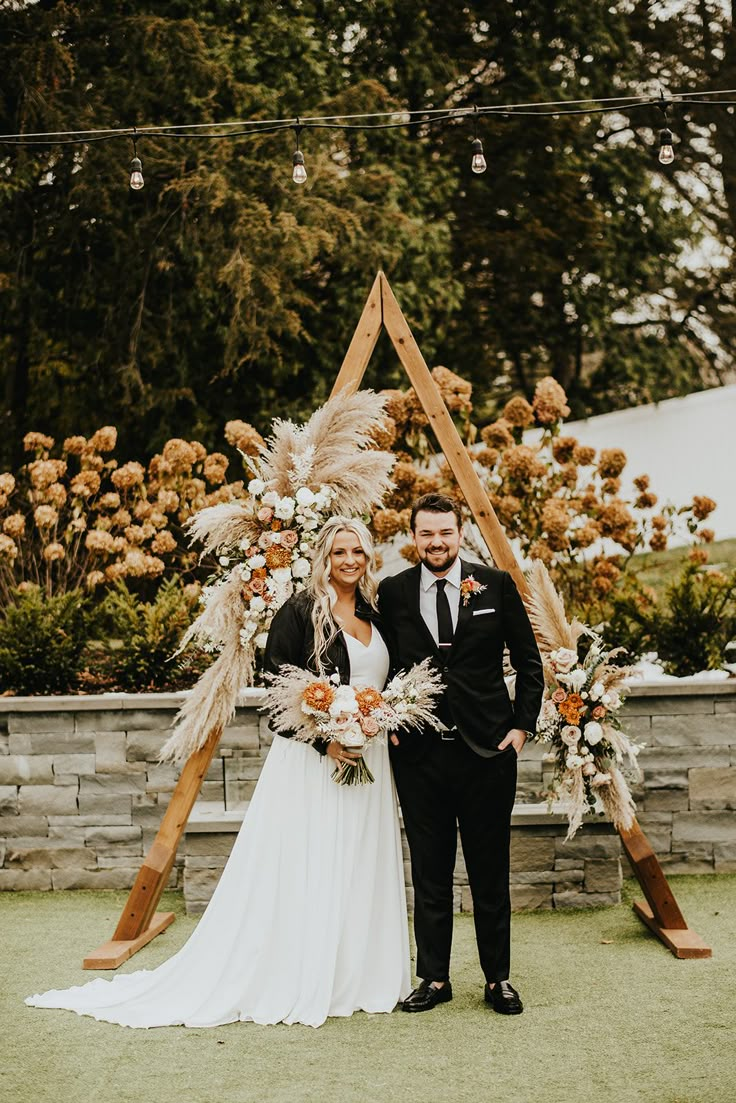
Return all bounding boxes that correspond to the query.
[4,878,736,1103]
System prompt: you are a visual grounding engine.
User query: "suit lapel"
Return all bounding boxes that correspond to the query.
[406,564,441,657]
[452,560,476,644]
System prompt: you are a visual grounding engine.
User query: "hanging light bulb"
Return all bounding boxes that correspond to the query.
[471,137,487,174]
[129,155,144,190]
[292,149,307,184]
[658,127,675,165]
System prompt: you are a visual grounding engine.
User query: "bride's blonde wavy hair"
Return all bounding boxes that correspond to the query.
[308,516,379,674]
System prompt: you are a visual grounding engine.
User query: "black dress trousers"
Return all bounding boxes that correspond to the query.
[392,734,518,985]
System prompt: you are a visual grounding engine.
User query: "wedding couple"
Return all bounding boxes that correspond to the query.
[26,492,543,1029]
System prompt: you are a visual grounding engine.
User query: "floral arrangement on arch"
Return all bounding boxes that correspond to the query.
[526,560,642,839]
[265,659,444,785]
[159,389,395,763]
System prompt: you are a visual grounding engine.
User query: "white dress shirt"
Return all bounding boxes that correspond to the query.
[419,557,462,645]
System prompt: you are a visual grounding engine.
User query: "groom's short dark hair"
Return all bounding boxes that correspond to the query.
[410,493,463,531]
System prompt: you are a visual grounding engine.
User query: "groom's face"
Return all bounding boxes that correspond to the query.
[411,510,462,575]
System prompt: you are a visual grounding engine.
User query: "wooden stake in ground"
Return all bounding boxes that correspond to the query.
[85,271,710,969]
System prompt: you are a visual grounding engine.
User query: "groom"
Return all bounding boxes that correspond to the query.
[378,493,543,1015]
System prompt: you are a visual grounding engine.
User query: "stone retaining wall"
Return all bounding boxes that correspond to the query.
[1,681,734,913]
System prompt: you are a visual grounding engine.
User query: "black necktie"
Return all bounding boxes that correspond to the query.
[435,579,454,651]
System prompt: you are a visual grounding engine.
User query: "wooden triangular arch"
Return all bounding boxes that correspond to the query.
[84,272,710,969]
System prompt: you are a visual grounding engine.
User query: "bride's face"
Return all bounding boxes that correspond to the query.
[329,530,368,590]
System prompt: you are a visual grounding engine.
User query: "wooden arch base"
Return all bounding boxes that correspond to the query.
[84,272,710,969]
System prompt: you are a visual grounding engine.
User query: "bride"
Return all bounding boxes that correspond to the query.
[26,517,411,1028]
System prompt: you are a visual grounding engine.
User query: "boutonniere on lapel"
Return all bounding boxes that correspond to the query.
[460,575,487,607]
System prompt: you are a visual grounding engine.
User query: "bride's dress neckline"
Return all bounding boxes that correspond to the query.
[340,624,373,649]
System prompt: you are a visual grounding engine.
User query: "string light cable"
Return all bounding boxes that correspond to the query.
[1,86,734,187]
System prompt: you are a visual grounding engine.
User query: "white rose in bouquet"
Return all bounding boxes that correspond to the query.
[248,478,266,496]
[329,685,359,719]
[584,721,604,745]
[551,647,578,674]
[295,487,316,507]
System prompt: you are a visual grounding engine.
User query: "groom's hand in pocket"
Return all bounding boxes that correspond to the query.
[498,728,527,755]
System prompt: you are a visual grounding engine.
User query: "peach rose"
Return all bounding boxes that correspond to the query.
[359,715,380,737]
[280,529,299,548]
[551,688,567,704]
[257,506,274,523]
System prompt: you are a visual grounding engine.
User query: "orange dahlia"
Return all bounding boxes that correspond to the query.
[355,687,384,715]
[303,682,335,711]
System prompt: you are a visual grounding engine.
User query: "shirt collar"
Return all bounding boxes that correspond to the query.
[420,556,463,592]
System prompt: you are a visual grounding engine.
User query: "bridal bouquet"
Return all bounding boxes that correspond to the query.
[265,659,445,785]
[525,560,643,839]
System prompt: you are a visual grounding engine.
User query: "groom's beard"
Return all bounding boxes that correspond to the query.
[418,548,459,575]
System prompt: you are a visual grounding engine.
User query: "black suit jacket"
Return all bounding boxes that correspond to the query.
[378,560,544,758]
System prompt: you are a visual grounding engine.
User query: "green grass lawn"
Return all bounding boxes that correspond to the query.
[5,877,736,1103]
[629,538,736,599]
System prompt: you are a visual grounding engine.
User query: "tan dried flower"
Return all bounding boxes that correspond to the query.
[149,509,168,529]
[533,378,570,425]
[112,461,145,490]
[601,477,621,496]
[148,454,173,480]
[475,447,499,469]
[29,459,67,490]
[552,437,578,464]
[651,514,667,532]
[573,523,600,549]
[85,570,106,589]
[23,432,54,453]
[559,462,579,489]
[70,470,101,498]
[123,550,165,578]
[481,419,514,450]
[82,452,105,472]
[85,529,116,554]
[224,421,265,456]
[203,453,229,485]
[502,395,535,428]
[3,513,25,539]
[89,426,118,453]
[110,509,132,528]
[0,473,15,496]
[190,441,207,462]
[502,445,545,482]
[688,547,709,565]
[649,531,667,552]
[33,505,59,529]
[633,474,650,492]
[124,525,146,546]
[692,495,716,521]
[392,462,419,492]
[45,482,68,509]
[599,500,635,541]
[151,530,177,555]
[699,528,715,543]
[541,500,570,551]
[99,492,122,510]
[496,495,523,528]
[157,489,180,513]
[161,439,198,473]
[134,500,154,521]
[528,540,554,566]
[598,448,627,480]
[372,509,405,541]
[432,366,473,415]
[400,542,420,564]
[43,542,65,563]
[63,436,87,455]
[0,534,19,560]
[573,444,596,466]
[104,562,127,582]
[635,491,658,510]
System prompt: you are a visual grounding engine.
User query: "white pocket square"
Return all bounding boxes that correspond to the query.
[472,608,495,616]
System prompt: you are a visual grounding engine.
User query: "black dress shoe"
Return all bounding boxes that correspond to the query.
[401,980,453,1013]
[484,980,523,1015]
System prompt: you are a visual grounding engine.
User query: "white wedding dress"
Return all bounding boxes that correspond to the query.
[26,627,411,1028]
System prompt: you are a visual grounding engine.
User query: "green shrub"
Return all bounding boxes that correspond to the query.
[91,577,205,691]
[0,586,89,694]
[606,560,736,676]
